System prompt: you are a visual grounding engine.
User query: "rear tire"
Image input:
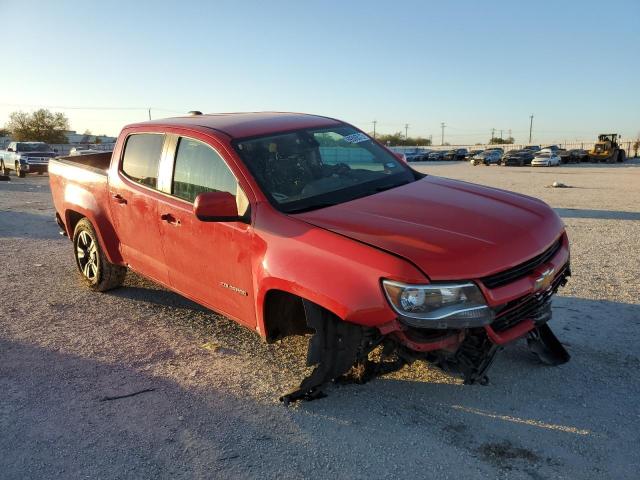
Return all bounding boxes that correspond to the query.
[617,150,626,162]
[0,161,7,176]
[73,218,126,292]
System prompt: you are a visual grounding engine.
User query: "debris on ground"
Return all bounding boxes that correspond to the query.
[546,181,572,188]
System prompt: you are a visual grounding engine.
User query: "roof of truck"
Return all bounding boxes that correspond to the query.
[128,112,344,139]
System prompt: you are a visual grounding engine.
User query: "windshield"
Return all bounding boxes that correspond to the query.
[233,125,416,213]
[16,142,51,152]
[537,153,551,158]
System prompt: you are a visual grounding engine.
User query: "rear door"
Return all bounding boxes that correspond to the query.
[108,132,170,286]
[155,134,256,327]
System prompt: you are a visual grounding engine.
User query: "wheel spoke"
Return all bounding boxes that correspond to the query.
[76,246,86,259]
[82,262,91,278]
[88,262,97,279]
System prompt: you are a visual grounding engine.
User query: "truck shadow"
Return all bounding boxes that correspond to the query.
[554,208,640,221]
[109,274,209,313]
[0,338,309,479]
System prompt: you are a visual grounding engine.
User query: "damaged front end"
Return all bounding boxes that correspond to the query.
[280,265,571,405]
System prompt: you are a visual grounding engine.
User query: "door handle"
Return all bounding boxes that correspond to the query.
[160,213,181,226]
[112,193,127,204]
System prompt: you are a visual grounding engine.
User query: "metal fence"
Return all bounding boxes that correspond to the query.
[392,141,638,156]
[49,143,116,155]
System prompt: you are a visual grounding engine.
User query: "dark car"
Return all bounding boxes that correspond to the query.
[501,149,535,166]
[567,149,589,163]
[404,149,426,162]
[444,148,469,161]
[427,150,447,161]
[523,145,541,152]
[470,150,502,166]
[467,149,484,159]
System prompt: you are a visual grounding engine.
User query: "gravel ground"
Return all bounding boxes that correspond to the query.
[1,161,639,479]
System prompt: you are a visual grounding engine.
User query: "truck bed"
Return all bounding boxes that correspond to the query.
[51,152,112,175]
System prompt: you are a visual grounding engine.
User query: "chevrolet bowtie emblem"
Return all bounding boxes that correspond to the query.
[534,268,555,291]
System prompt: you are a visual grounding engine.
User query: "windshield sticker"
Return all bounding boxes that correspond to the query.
[385,162,397,168]
[342,133,370,144]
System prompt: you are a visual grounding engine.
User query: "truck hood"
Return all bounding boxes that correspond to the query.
[295,176,564,280]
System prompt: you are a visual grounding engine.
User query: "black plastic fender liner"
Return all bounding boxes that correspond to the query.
[280,300,365,405]
[527,324,571,365]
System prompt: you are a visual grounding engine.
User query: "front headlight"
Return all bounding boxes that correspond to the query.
[382,280,494,329]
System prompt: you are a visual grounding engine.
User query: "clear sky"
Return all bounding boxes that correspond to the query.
[1,0,638,144]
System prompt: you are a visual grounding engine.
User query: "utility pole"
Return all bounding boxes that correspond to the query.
[508,129,512,141]
[440,122,446,145]
[372,120,377,139]
[500,129,503,141]
[491,128,496,142]
[405,123,410,141]
[529,114,534,143]
[148,108,151,120]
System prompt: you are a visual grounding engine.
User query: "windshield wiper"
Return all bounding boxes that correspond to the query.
[285,202,339,214]
[374,180,410,193]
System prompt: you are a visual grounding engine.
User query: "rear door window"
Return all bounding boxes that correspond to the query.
[171,137,238,203]
[121,133,165,188]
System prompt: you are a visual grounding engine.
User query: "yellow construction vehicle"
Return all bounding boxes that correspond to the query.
[588,134,626,163]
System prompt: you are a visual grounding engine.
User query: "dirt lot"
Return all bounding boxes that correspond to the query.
[1,161,639,479]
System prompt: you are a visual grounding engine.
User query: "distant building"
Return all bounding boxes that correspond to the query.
[64,130,117,144]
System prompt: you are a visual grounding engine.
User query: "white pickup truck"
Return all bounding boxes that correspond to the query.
[0,141,58,177]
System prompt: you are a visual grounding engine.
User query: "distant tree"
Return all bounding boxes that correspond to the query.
[95,136,103,144]
[373,132,432,146]
[6,109,69,143]
[0,128,10,137]
[488,136,515,145]
[81,129,92,143]
[633,138,640,158]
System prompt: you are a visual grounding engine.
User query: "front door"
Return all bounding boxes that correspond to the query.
[155,135,256,327]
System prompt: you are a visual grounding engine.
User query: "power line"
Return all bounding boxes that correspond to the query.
[0,102,184,114]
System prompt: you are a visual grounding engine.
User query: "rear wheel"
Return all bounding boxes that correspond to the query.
[617,150,626,162]
[73,218,126,291]
[0,161,7,176]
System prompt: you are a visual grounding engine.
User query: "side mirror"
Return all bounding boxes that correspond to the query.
[193,191,247,222]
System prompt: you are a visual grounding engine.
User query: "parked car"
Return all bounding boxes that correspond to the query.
[467,149,483,159]
[48,112,571,403]
[404,149,430,162]
[470,149,502,165]
[531,151,561,167]
[501,149,535,166]
[70,147,105,156]
[523,145,541,152]
[0,141,57,177]
[566,149,589,163]
[427,150,447,161]
[444,148,469,161]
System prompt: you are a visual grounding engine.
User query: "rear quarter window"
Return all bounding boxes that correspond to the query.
[121,133,165,188]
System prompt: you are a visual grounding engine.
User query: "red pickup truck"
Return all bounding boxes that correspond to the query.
[49,112,570,402]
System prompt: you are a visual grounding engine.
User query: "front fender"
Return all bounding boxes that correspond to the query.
[253,205,427,336]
